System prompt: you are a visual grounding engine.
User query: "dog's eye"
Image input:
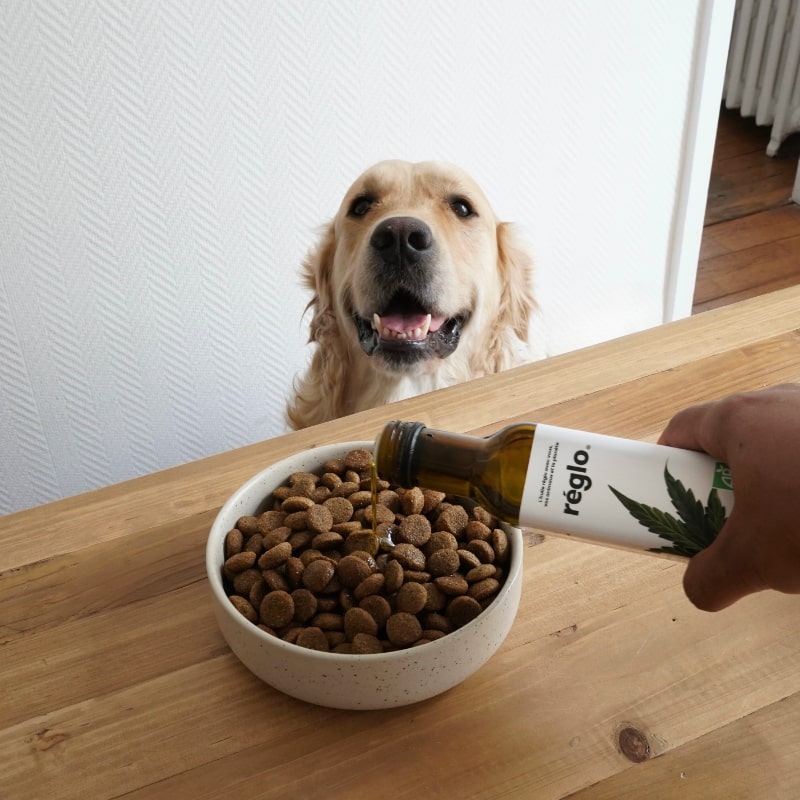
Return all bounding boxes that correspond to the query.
[449,197,475,218]
[348,195,375,218]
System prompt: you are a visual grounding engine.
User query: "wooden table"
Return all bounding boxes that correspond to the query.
[3,286,800,800]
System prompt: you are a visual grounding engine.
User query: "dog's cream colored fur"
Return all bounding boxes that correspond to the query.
[287,160,536,429]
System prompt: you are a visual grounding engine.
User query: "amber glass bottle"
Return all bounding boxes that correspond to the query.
[374,421,735,558]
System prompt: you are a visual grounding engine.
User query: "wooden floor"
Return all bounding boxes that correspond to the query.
[694,106,800,314]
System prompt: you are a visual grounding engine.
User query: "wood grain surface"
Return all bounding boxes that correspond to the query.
[2,286,800,800]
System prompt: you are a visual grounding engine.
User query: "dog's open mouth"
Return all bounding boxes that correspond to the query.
[353,290,470,363]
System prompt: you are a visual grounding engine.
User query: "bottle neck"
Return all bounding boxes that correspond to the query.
[375,422,486,498]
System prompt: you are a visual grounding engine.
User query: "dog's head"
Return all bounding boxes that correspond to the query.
[302,160,534,380]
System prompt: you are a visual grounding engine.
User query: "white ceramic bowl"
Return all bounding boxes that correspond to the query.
[206,441,523,709]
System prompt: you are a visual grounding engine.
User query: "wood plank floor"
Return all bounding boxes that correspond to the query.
[694,106,800,314]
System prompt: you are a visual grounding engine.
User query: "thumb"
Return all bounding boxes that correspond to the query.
[682,513,767,612]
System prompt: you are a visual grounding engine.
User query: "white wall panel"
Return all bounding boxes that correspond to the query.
[0,1,732,514]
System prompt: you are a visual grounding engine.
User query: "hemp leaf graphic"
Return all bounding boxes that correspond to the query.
[609,464,729,557]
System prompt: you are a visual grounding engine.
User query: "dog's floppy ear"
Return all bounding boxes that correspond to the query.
[301,221,337,346]
[287,221,349,429]
[496,222,536,343]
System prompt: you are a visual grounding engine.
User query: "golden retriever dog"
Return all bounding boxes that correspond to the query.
[287,160,536,429]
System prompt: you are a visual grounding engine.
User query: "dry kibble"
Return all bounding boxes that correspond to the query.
[225,528,244,558]
[302,558,336,592]
[467,539,496,564]
[353,572,385,600]
[256,510,287,533]
[344,607,379,640]
[391,543,426,571]
[281,495,315,513]
[260,590,295,628]
[468,577,501,602]
[323,496,354,524]
[383,559,404,593]
[435,574,470,596]
[296,627,329,652]
[397,514,432,547]
[395,581,427,615]
[221,446,511,654]
[229,594,257,623]
[400,486,425,515]
[465,520,492,542]
[447,595,483,628]
[351,632,383,654]
[437,504,469,535]
[224,550,257,573]
[344,448,373,471]
[337,554,374,588]
[258,541,293,570]
[465,564,497,583]
[311,531,343,551]
[427,548,460,577]
[491,528,510,565]
[307,504,334,534]
[386,612,423,647]
[359,594,392,627]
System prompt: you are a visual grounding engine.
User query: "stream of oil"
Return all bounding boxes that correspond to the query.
[370,460,397,550]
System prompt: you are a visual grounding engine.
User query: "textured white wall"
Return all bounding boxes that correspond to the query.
[0,1,731,515]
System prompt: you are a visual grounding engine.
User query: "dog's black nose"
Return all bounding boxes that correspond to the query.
[370,217,432,265]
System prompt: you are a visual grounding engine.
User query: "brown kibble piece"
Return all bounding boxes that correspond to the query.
[465,564,497,583]
[311,531,343,551]
[427,548,460,577]
[397,514,432,547]
[256,510,287,533]
[425,530,458,555]
[383,559,404,593]
[258,541,293,570]
[311,612,344,630]
[259,590,295,628]
[447,595,483,628]
[302,558,335,592]
[344,448,373,471]
[421,488,446,513]
[306,504,334,534]
[465,520,492,541]
[391,543,426,570]
[225,528,244,558]
[281,495,315,513]
[386,612,423,647]
[262,526,292,550]
[345,531,380,556]
[395,582,427,615]
[323,496,354,524]
[468,577,501,602]
[224,550,257,573]
[291,588,318,622]
[295,626,329,652]
[353,572,385,600]
[344,607,379,640]
[400,486,425,515]
[491,528,510,565]
[229,595,257,623]
[351,632,383,654]
[337,554,374,588]
[437,504,469,535]
[359,594,392,627]
[467,539,495,564]
[435,574,469,596]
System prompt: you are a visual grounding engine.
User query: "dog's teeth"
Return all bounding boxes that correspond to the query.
[372,313,381,331]
[420,314,431,338]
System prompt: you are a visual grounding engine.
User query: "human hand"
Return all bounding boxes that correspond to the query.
[658,384,800,611]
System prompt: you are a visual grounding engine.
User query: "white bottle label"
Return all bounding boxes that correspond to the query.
[519,425,734,556]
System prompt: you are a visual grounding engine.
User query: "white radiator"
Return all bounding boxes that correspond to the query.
[724,0,800,156]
